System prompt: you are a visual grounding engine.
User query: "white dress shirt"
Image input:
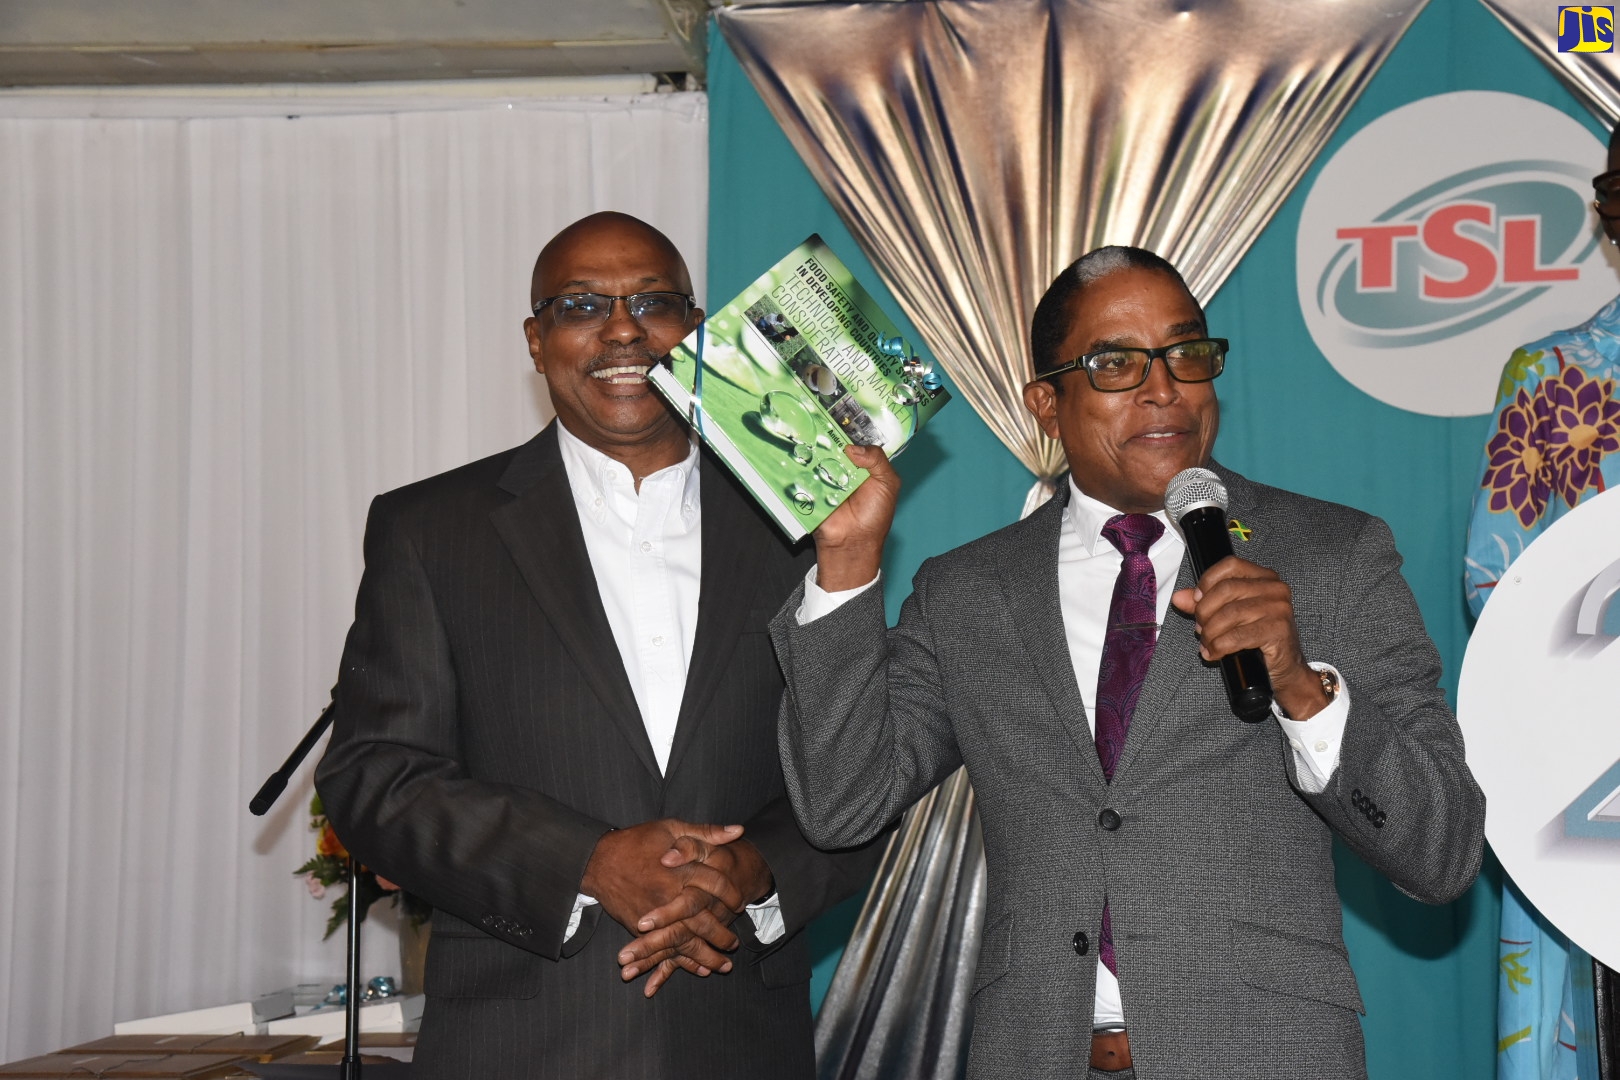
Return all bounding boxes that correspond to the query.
[556,422,783,943]
[797,475,1351,1027]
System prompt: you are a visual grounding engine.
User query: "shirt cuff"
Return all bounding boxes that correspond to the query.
[564,892,599,942]
[795,565,881,625]
[744,892,785,944]
[1272,663,1349,795]
[567,893,786,945]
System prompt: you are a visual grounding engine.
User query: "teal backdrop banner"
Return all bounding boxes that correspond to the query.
[707,2,1611,1077]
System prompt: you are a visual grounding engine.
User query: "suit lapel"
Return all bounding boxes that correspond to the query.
[1001,486,1109,785]
[1213,464,1269,565]
[1111,461,1264,782]
[663,454,773,778]
[489,425,661,781]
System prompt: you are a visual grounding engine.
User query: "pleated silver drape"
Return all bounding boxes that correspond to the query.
[722,0,1428,487]
[718,3,1428,1076]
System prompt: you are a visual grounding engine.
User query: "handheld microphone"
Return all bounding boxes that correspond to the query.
[1164,468,1273,723]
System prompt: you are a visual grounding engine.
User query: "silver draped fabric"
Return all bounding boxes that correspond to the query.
[812,768,985,1080]
[720,0,1428,483]
[1478,0,1620,126]
[717,3,1427,1077]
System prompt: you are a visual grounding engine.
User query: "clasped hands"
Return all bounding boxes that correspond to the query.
[581,818,773,998]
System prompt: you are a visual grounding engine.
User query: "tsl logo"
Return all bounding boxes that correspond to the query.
[1296,92,1614,417]
[1558,6,1615,52]
[1319,162,1596,349]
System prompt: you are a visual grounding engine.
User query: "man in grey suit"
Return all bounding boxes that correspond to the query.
[772,246,1485,1079]
[316,212,876,1079]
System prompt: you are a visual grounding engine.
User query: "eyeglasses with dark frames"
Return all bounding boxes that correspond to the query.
[1593,170,1620,221]
[532,291,696,328]
[1039,337,1229,393]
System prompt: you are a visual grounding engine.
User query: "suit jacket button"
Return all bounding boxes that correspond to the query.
[1098,808,1122,831]
[1073,931,1089,955]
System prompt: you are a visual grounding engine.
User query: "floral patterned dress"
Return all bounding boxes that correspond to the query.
[1466,293,1620,1080]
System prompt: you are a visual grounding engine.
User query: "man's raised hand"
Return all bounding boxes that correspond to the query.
[812,444,900,591]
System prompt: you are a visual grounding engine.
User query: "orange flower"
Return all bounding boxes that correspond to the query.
[316,822,348,860]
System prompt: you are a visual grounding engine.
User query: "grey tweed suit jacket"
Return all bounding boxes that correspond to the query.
[772,463,1484,1080]
[316,423,878,1080]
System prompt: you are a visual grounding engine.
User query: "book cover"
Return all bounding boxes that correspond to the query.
[262,994,423,1036]
[64,1035,318,1063]
[650,235,949,541]
[0,1054,248,1078]
[113,991,295,1036]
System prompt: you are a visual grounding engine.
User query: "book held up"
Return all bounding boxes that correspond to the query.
[649,235,950,541]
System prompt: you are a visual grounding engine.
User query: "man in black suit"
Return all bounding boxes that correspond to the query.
[316,212,877,1079]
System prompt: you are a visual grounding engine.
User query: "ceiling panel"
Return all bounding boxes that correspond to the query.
[0,0,711,86]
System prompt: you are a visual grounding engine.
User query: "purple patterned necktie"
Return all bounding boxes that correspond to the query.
[1095,512,1164,975]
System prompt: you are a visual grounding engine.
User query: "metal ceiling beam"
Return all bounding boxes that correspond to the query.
[0,0,714,87]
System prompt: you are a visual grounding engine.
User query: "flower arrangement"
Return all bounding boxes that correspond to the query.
[295,793,431,939]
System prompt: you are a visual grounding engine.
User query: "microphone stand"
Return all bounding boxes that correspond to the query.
[250,704,364,1078]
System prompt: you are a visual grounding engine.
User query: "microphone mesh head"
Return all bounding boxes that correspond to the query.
[1164,467,1228,519]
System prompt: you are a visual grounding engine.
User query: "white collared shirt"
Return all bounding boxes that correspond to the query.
[556,422,783,943]
[558,421,703,773]
[798,476,1350,1026]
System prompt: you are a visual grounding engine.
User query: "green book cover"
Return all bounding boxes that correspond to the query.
[649,235,950,541]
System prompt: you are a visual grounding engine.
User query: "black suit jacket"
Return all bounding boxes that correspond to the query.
[316,423,878,1080]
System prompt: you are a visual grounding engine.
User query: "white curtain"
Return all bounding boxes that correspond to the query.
[0,85,708,1061]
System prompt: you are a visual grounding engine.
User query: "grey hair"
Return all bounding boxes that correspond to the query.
[1030,246,1204,376]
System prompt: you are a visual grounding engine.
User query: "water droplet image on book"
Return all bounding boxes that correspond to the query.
[649,235,950,540]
